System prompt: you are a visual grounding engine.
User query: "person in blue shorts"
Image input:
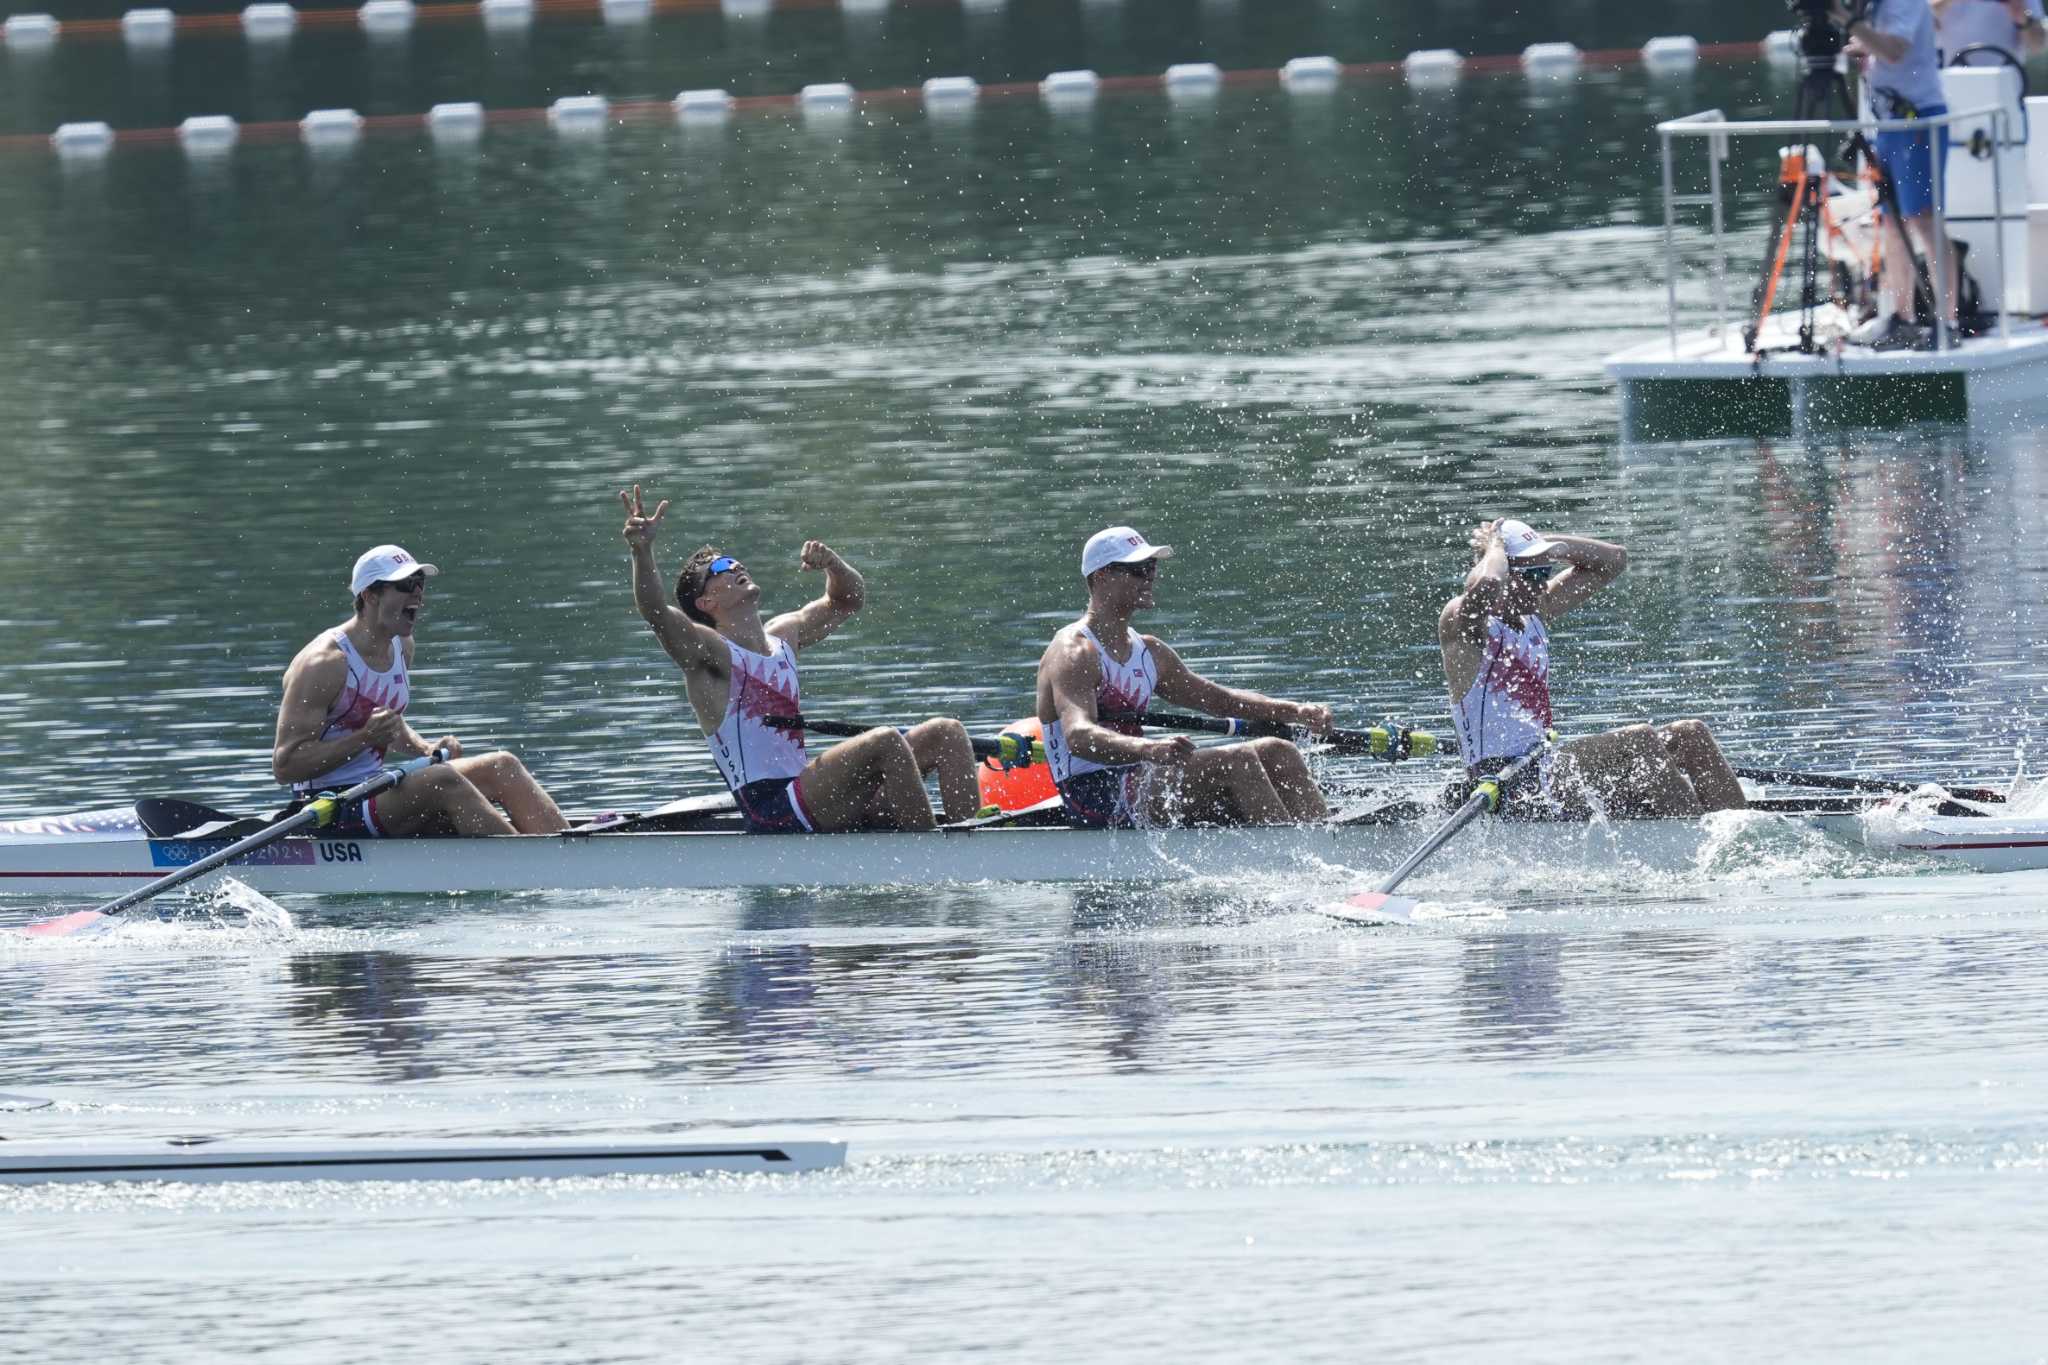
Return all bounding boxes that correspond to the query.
[1838,0,1962,347]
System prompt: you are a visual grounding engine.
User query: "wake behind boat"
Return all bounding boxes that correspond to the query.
[0,790,2040,900]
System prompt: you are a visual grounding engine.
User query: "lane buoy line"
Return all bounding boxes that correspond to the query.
[5,40,1762,160]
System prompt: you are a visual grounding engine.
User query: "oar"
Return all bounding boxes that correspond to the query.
[1107,710,1439,762]
[766,715,1047,766]
[1734,766,2006,805]
[17,751,449,940]
[1320,740,1552,926]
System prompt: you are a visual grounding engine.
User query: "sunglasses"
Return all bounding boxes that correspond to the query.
[1106,559,1159,579]
[1510,562,1557,585]
[706,556,740,578]
[381,573,428,594]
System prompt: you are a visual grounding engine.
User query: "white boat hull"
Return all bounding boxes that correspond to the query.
[0,1137,847,1185]
[0,806,2038,897]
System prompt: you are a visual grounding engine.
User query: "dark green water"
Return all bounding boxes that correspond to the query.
[6,10,2048,1362]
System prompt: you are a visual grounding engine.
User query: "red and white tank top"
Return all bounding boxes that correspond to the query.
[1044,626,1158,783]
[294,630,409,794]
[706,635,807,791]
[1451,614,1552,771]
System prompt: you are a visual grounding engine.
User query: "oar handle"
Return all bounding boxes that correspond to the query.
[88,750,448,919]
[766,715,1047,767]
[1106,710,1439,761]
[1372,738,1552,897]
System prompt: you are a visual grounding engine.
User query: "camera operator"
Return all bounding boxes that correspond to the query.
[1836,0,1963,346]
[1933,0,2046,63]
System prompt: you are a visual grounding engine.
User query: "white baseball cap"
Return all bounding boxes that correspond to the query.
[349,544,440,595]
[1498,519,1559,562]
[1082,526,1175,578]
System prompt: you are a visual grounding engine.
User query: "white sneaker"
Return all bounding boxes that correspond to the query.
[1850,310,1899,346]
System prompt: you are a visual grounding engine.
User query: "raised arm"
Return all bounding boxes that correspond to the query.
[1044,633,1194,767]
[620,485,725,674]
[1148,639,1333,733]
[1534,532,1627,620]
[767,540,865,650]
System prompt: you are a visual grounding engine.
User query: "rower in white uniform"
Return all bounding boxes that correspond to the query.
[1439,518,1746,817]
[273,544,568,836]
[620,486,979,832]
[1035,525,1332,829]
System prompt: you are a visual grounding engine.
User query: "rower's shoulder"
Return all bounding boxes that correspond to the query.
[285,625,350,674]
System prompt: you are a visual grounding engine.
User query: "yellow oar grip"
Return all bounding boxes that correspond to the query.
[307,796,340,828]
[1477,779,1501,812]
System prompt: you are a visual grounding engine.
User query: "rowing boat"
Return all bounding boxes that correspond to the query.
[0,1137,847,1185]
[1,792,2041,897]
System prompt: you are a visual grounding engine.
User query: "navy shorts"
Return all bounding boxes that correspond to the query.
[1057,766,1146,830]
[733,777,816,834]
[1876,108,1947,219]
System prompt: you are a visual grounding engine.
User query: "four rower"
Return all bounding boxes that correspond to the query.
[619,486,979,832]
[260,513,1756,837]
[272,545,568,836]
[1439,518,1747,817]
[1036,526,1332,828]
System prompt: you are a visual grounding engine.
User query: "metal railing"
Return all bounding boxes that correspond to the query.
[1656,103,2014,357]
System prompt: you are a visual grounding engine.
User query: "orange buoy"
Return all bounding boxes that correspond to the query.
[977,717,1057,811]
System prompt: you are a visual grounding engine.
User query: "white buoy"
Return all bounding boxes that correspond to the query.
[300,108,364,146]
[720,0,771,16]
[51,122,116,158]
[601,0,651,23]
[178,115,240,154]
[427,101,485,140]
[1402,49,1462,85]
[122,9,176,46]
[480,0,532,27]
[1762,30,1799,64]
[242,3,296,39]
[1280,55,1341,93]
[1041,69,1101,107]
[3,14,60,48]
[1641,35,1699,68]
[1163,62,1223,99]
[922,76,979,111]
[548,95,610,133]
[1522,42,1582,76]
[673,88,733,123]
[358,0,415,34]
[799,82,856,117]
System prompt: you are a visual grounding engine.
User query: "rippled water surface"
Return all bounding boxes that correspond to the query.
[4,2,2048,1358]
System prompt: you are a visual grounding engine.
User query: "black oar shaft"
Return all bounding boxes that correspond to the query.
[1734,766,2004,804]
[766,715,1045,765]
[92,752,446,917]
[1108,710,1438,761]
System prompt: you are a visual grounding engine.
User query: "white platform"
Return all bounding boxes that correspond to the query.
[1608,310,2048,438]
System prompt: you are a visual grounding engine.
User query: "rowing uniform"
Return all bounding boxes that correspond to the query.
[1043,626,1159,829]
[1449,614,1572,818]
[287,629,409,837]
[705,635,814,833]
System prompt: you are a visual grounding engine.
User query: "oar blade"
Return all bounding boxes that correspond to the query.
[17,910,117,939]
[1315,890,1426,927]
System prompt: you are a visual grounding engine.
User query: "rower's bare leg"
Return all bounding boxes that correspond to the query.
[450,752,568,833]
[1249,737,1328,822]
[371,765,518,836]
[1556,726,1704,817]
[1658,720,1747,812]
[904,718,981,823]
[796,729,938,833]
[1152,745,1293,826]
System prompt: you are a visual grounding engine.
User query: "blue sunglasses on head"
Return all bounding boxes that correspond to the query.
[706,556,740,577]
